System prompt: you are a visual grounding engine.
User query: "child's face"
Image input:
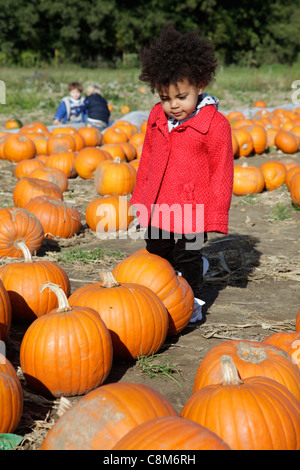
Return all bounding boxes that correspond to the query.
[158,79,204,121]
[69,88,81,100]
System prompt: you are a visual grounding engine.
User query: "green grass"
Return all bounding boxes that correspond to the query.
[269,203,292,221]
[58,246,125,263]
[1,60,300,126]
[137,352,183,386]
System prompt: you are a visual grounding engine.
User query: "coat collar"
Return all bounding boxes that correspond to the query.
[153,103,217,135]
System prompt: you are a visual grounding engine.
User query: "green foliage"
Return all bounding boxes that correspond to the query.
[0,0,299,67]
[137,352,183,386]
[58,246,125,263]
[269,202,292,221]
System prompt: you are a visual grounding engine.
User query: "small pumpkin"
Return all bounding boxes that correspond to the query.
[5,119,22,130]
[13,177,63,208]
[45,151,77,178]
[182,355,300,450]
[259,161,287,191]
[100,143,127,161]
[78,125,102,147]
[74,147,112,179]
[0,240,70,322]
[0,353,23,433]
[24,195,81,239]
[85,195,133,233]
[20,282,113,397]
[94,157,136,196]
[262,331,300,369]
[19,121,49,135]
[3,134,36,162]
[233,129,254,157]
[113,416,231,450]
[275,130,299,154]
[253,100,267,108]
[289,170,300,207]
[29,166,68,192]
[233,163,265,195]
[47,133,76,154]
[245,124,267,154]
[14,158,45,180]
[102,126,128,145]
[40,382,177,450]
[0,207,44,258]
[68,272,169,361]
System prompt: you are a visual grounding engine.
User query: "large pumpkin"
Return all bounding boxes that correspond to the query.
[68,272,169,361]
[113,416,231,450]
[13,177,63,208]
[3,134,36,162]
[259,161,287,191]
[233,163,265,195]
[0,207,44,258]
[20,283,113,397]
[24,195,81,239]
[94,157,136,196]
[0,353,23,433]
[181,355,300,450]
[112,250,194,336]
[78,125,102,147]
[0,241,70,322]
[0,280,12,341]
[192,339,300,401]
[85,195,133,234]
[40,382,177,450]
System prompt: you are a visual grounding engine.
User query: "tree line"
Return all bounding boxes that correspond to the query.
[1,0,300,68]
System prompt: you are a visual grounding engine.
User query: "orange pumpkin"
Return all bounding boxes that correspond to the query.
[0,240,70,322]
[262,331,300,369]
[140,120,148,133]
[231,133,239,157]
[24,195,81,239]
[68,272,169,361]
[94,157,136,196]
[245,124,267,154]
[40,382,177,450]
[121,105,130,114]
[0,279,12,341]
[259,161,287,191]
[45,151,77,178]
[85,195,133,233]
[233,129,254,157]
[20,282,113,397]
[19,121,49,135]
[47,133,76,154]
[192,339,300,401]
[0,353,23,433]
[0,207,44,258]
[13,177,63,208]
[100,143,127,161]
[74,147,112,179]
[119,141,137,161]
[112,120,136,139]
[275,130,299,154]
[78,125,102,147]
[3,134,36,162]
[0,135,8,160]
[29,166,68,192]
[112,250,194,336]
[5,119,22,130]
[113,416,231,450]
[129,132,145,148]
[233,163,265,195]
[29,134,49,155]
[289,171,300,207]
[102,126,128,145]
[253,100,267,108]
[14,158,45,179]
[286,166,300,189]
[182,355,300,450]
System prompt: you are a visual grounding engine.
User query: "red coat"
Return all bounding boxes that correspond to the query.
[130,102,234,234]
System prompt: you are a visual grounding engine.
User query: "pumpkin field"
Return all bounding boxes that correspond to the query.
[0,66,300,451]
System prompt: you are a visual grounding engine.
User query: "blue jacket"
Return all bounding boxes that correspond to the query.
[77,94,110,124]
[54,96,86,123]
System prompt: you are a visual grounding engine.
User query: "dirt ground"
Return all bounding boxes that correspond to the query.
[1,147,300,450]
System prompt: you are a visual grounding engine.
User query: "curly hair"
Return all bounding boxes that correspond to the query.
[139,25,218,93]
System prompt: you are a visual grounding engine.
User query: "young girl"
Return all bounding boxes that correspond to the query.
[130,25,234,322]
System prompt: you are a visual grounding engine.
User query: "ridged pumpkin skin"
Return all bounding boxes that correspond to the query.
[0,353,23,433]
[68,272,169,361]
[112,251,194,336]
[20,284,113,397]
[0,207,44,258]
[260,161,287,190]
[113,416,231,450]
[85,195,133,233]
[40,382,178,450]
[94,158,136,196]
[24,195,81,239]
[0,242,70,322]
[0,280,12,341]
[182,356,300,450]
[13,177,63,208]
[192,339,300,401]
[29,166,68,192]
[233,163,265,195]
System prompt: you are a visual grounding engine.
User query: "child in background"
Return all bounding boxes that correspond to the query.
[78,84,110,130]
[53,81,86,124]
[130,25,234,322]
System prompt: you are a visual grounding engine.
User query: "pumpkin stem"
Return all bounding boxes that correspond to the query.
[114,157,121,164]
[99,271,120,288]
[40,282,72,312]
[221,355,243,386]
[14,239,34,262]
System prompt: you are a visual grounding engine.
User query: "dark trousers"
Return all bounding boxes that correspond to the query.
[145,227,207,298]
